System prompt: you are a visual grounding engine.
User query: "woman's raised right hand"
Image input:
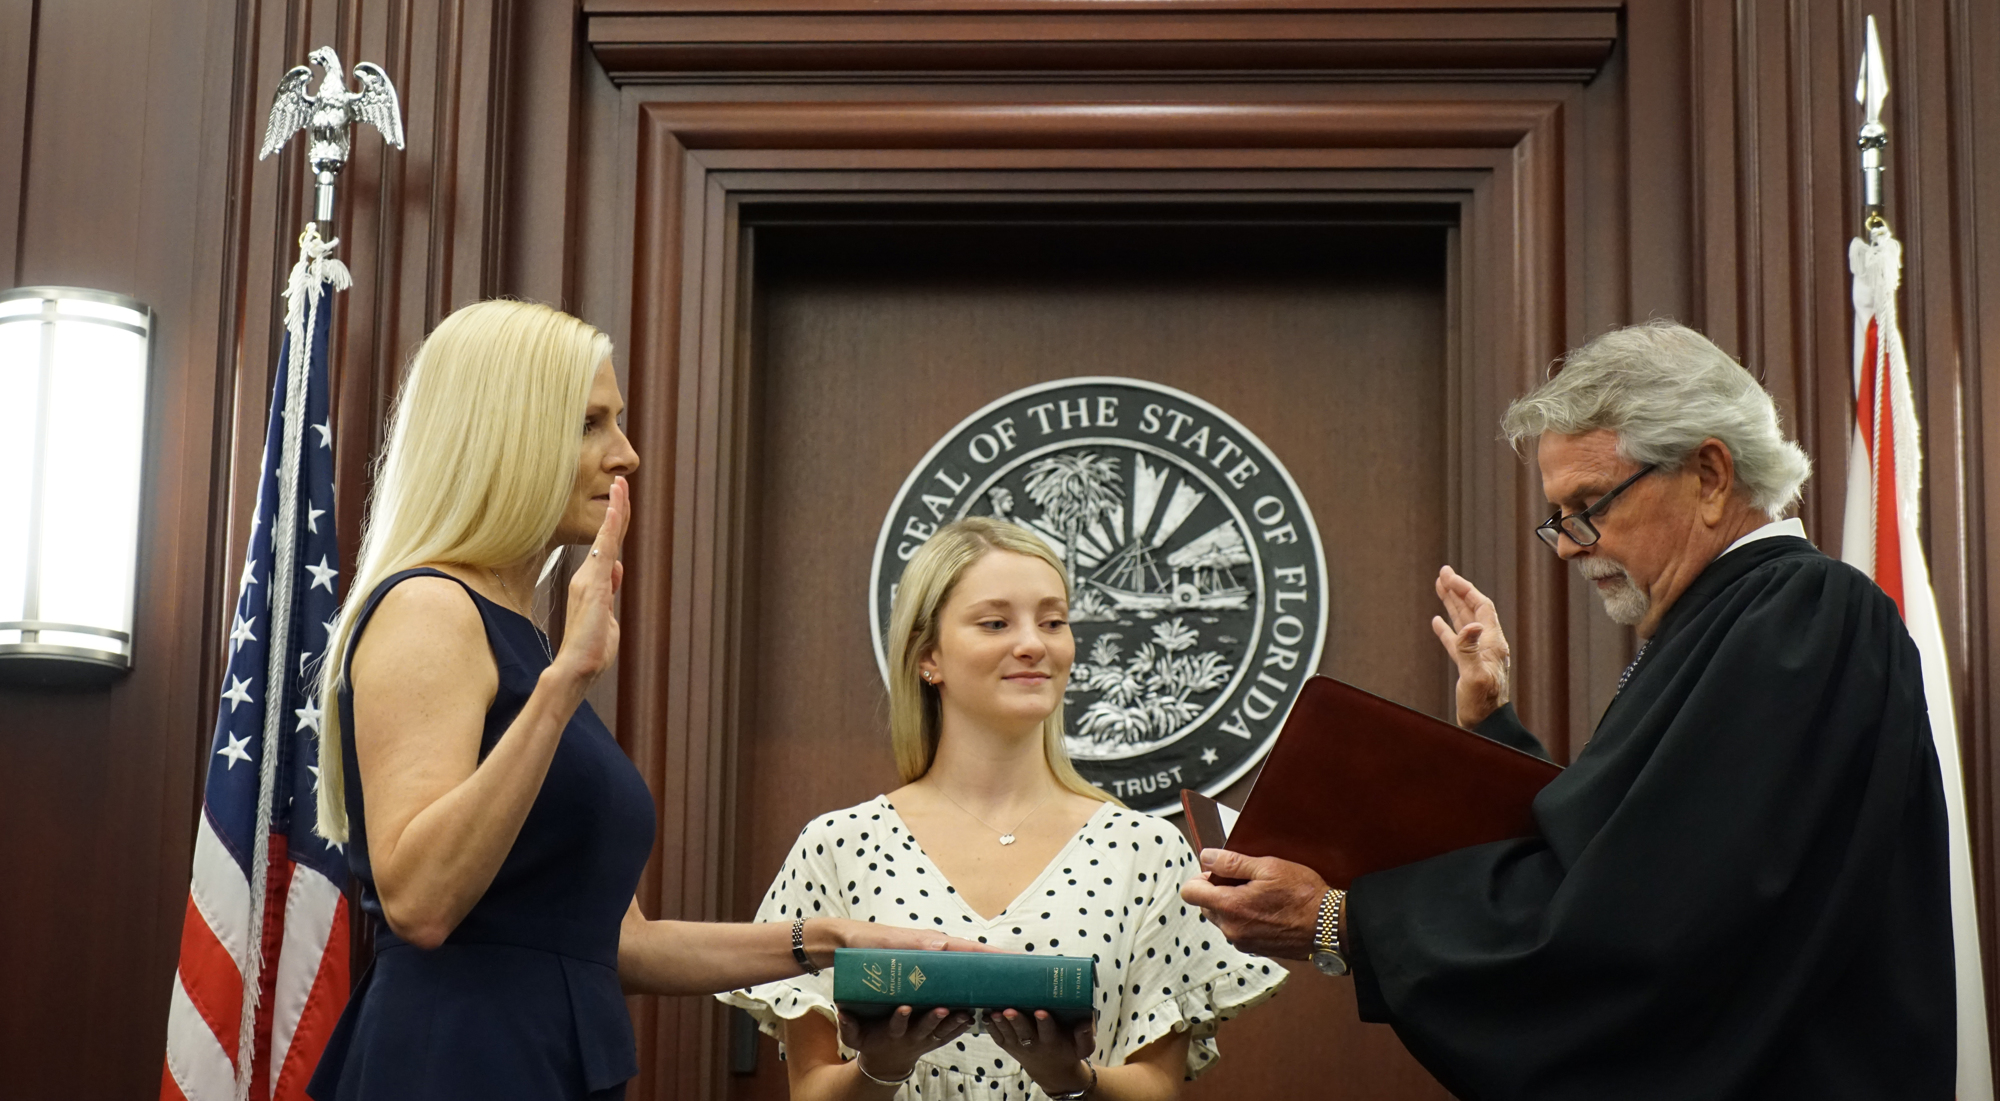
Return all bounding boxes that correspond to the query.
[554,475,630,690]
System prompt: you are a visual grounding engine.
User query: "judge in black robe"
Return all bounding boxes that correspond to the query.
[1357,534,1952,1100]
[1183,320,1955,1100]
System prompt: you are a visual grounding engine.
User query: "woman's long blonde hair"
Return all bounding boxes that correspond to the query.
[314,300,610,843]
[885,517,1121,806]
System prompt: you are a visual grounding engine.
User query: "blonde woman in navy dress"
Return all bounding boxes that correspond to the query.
[723,518,1286,1101]
[306,301,984,1101]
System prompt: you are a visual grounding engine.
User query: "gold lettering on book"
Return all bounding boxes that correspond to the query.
[862,962,887,994]
[909,966,927,990]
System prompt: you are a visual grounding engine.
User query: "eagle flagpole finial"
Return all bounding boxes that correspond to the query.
[260,45,405,228]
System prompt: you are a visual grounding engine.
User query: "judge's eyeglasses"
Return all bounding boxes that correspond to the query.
[1534,465,1656,552]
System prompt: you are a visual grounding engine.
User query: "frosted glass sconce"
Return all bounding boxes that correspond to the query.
[0,286,152,685]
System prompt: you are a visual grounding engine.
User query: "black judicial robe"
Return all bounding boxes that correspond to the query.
[1347,536,1954,1100]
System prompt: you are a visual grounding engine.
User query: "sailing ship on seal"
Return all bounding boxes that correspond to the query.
[990,452,1252,619]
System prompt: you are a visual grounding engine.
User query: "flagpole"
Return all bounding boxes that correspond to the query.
[234,226,348,1099]
[1842,17,1993,1097]
[227,51,401,1096]
[162,48,402,1101]
[233,237,305,1098]
[1856,19,1888,237]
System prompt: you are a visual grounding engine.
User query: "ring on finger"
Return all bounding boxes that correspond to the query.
[592,549,601,557]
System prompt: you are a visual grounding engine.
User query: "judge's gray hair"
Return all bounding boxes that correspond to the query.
[1501,320,1811,517]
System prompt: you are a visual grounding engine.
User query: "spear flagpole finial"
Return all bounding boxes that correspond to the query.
[1855,15,1891,234]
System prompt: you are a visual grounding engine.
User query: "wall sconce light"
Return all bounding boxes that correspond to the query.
[0,286,153,686]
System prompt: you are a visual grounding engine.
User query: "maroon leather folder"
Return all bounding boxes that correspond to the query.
[1182,675,1562,889]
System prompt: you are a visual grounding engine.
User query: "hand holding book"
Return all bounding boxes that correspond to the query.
[833,948,1094,1016]
[987,1008,1096,1097]
[835,1005,975,1084]
[1181,849,1328,961]
[832,948,1098,1089]
[1176,675,1559,965]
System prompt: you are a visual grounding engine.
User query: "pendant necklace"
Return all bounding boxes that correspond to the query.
[490,567,555,665]
[936,783,1056,846]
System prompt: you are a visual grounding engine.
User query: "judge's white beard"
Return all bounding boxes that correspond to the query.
[1578,557,1650,626]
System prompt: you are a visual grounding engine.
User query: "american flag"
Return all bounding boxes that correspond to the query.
[163,230,353,1101]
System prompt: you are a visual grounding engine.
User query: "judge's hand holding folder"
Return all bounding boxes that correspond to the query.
[1179,567,1559,970]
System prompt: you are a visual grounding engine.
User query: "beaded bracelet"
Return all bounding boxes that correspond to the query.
[791,915,821,976]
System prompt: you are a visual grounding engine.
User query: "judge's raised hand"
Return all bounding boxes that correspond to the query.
[553,475,630,691]
[1432,565,1511,728]
[1178,849,1326,961]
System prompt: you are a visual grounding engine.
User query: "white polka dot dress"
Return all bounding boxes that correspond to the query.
[718,796,1287,1099]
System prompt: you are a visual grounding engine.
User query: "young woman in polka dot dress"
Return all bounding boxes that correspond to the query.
[721,518,1285,1101]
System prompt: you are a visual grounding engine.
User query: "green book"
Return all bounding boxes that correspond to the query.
[832,948,1095,1024]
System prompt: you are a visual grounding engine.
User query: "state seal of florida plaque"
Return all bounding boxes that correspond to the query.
[870,378,1328,814]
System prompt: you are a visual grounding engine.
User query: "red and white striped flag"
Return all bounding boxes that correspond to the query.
[162,229,353,1101]
[1841,221,1992,1099]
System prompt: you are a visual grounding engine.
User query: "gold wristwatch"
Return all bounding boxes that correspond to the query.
[1310,888,1349,976]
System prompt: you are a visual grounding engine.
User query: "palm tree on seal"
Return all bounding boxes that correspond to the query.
[1023,452,1122,582]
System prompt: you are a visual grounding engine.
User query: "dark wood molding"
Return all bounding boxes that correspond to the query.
[0,0,35,283]
[585,0,1617,82]
[638,99,1560,150]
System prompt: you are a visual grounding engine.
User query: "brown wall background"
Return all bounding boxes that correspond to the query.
[1,1,1997,1097]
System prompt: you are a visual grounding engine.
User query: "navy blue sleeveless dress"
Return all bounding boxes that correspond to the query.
[308,568,657,1101]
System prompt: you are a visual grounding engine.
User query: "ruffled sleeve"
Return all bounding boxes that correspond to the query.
[715,819,845,1045]
[1106,831,1287,1079]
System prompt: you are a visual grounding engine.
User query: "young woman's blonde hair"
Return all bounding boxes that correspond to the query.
[885,517,1121,807]
[314,299,611,843]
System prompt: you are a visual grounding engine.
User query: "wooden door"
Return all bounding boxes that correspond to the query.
[722,208,1457,1100]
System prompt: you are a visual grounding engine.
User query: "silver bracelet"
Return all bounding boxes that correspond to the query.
[1046,1060,1098,1101]
[854,1056,913,1087]
[791,915,821,976]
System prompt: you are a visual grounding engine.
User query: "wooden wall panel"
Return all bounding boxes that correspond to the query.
[730,216,1459,1101]
[0,0,554,1093]
[586,1,2000,1093]
[1673,0,2000,1054]
[0,0,33,284]
[1956,0,2000,1052]
[605,95,1570,1099]
[3,0,1999,1096]
[0,2,247,1094]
